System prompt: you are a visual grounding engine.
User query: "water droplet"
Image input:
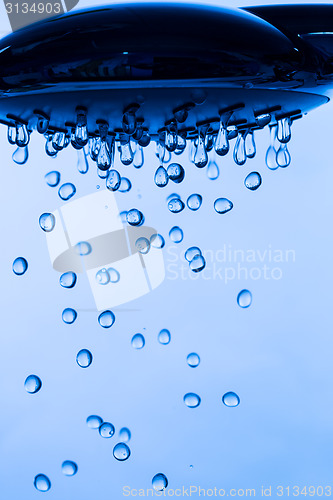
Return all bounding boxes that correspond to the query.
[119,134,134,165]
[187,352,200,368]
[126,209,144,226]
[265,125,279,170]
[214,198,233,214]
[245,130,256,158]
[233,131,247,166]
[108,268,120,283]
[106,169,121,191]
[133,145,144,168]
[131,333,145,349]
[152,473,168,492]
[13,257,28,275]
[184,393,201,408]
[189,255,206,273]
[96,269,110,285]
[39,213,55,232]
[119,177,132,193]
[76,349,93,368]
[150,233,165,249]
[135,237,150,254]
[215,120,230,157]
[62,308,77,324]
[45,134,58,157]
[187,194,202,211]
[207,160,220,180]
[154,166,169,188]
[12,145,29,165]
[237,289,252,308]
[169,226,183,243]
[77,148,89,174]
[36,114,50,134]
[185,247,201,262]
[167,163,185,184]
[97,139,112,171]
[34,474,51,492]
[75,108,89,147]
[113,443,131,461]
[87,415,103,429]
[222,391,240,407]
[194,125,209,168]
[52,132,66,151]
[158,329,171,345]
[165,121,178,152]
[119,427,131,442]
[99,422,115,438]
[175,133,187,154]
[119,211,128,224]
[244,172,262,191]
[276,143,291,168]
[277,117,291,143]
[7,124,16,144]
[98,310,116,328]
[45,171,60,187]
[75,241,92,256]
[255,113,271,128]
[24,375,42,394]
[168,198,185,213]
[15,122,30,147]
[62,461,78,476]
[60,272,77,289]
[58,183,76,201]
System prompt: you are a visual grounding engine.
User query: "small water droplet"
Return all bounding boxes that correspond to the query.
[108,268,120,283]
[168,198,185,213]
[119,427,131,442]
[187,194,202,211]
[119,177,132,193]
[244,172,262,191]
[222,391,240,407]
[135,237,150,254]
[106,169,121,191]
[58,183,76,201]
[184,393,201,408]
[207,160,220,180]
[214,198,233,214]
[75,241,92,256]
[169,226,183,243]
[13,257,28,275]
[99,422,115,438]
[98,310,116,328]
[45,171,60,187]
[24,375,42,394]
[131,333,145,349]
[187,353,200,368]
[215,120,229,156]
[119,134,134,165]
[96,269,110,285]
[152,473,168,492]
[12,145,29,165]
[76,349,93,368]
[15,122,30,147]
[150,234,165,249]
[185,247,201,262]
[158,329,171,345]
[77,148,89,174]
[62,461,78,476]
[39,213,55,232]
[237,289,252,308]
[34,474,51,492]
[62,308,77,324]
[189,255,206,273]
[167,163,185,184]
[265,125,279,170]
[7,124,16,144]
[133,145,144,168]
[154,166,169,188]
[245,130,256,158]
[87,415,103,429]
[194,125,208,168]
[126,209,144,226]
[233,131,247,166]
[277,117,291,143]
[113,442,131,461]
[60,272,77,289]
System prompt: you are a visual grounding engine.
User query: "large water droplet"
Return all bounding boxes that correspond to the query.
[34,474,51,492]
[189,255,206,273]
[113,443,131,461]
[87,415,103,429]
[62,461,78,476]
[45,171,60,187]
[39,213,55,232]
[126,209,144,226]
[108,268,120,283]
[244,172,262,191]
[76,349,93,368]
[277,117,291,143]
[265,125,279,170]
[167,163,185,184]
[106,169,121,191]
[58,183,76,201]
[98,310,116,328]
[13,257,28,275]
[187,194,202,211]
[233,132,247,166]
[60,272,77,289]
[185,247,202,262]
[154,166,169,188]
[276,143,291,168]
[152,473,168,492]
[207,160,220,180]
[136,237,150,254]
[77,148,89,174]
[184,393,201,408]
[245,130,256,158]
[119,428,131,442]
[99,422,115,438]
[169,226,183,243]
[62,308,77,324]
[214,198,233,214]
[12,145,29,165]
[96,269,110,285]
[168,198,185,213]
[150,233,165,249]
[97,140,112,171]
[158,329,171,345]
[222,391,240,407]
[119,177,132,193]
[131,333,145,349]
[187,353,200,368]
[237,289,252,308]
[24,375,42,394]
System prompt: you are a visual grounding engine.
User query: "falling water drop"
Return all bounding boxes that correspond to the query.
[152,473,168,492]
[215,119,229,156]
[214,198,233,214]
[58,183,76,201]
[62,308,77,324]
[237,289,252,308]
[168,198,185,213]
[133,145,144,168]
[108,268,120,283]
[87,415,103,429]
[187,194,202,211]
[158,329,171,345]
[277,117,291,143]
[39,213,55,232]
[244,172,262,191]
[62,461,78,476]
[97,136,112,171]
[113,443,131,461]
[207,160,220,180]
[77,148,89,174]
[45,171,60,187]
[24,375,42,394]
[154,166,169,188]
[131,333,145,349]
[119,177,132,193]
[12,145,29,165]
[98,310,116,328]
[135,237,150,254]
[167,163,185,184]
[169,226,183,243]
[12,257,28,275]
[189,255,206,273]
[265,125,279,170]
[184,393,201,408]
[96,269,110,285]
[99,423,115,438]
[276,143,291,168]
[106,169,121,191]
[126,209,144,226]
[34,474,51,492]
[60,272,77,289]
[233,131,247,165]
[150,233,165,249]
[245,130,256,158]
[194,125,209,168]
[222,391,240,407]
[187,353,200,368]
[76,349,93,368]
[185,247,201,262]
[119,428,131,442]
